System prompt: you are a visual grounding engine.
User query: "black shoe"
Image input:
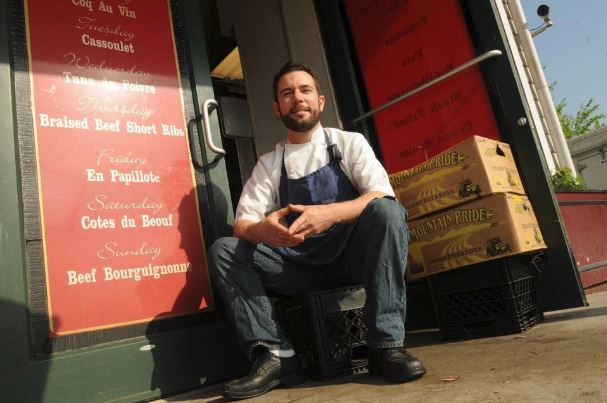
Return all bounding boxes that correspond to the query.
[224,350,305,400]
[368,347,426,383]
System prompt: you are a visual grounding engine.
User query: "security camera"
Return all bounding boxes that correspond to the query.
[537,4,550,19]
[531,4,553,37]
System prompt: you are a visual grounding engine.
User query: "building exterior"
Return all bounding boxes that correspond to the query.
[0,0,586,401]
[569,126,607,190]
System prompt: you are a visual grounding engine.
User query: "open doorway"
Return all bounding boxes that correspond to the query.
[202,0,256,213]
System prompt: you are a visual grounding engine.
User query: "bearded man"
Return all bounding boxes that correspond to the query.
[209,61,426,400]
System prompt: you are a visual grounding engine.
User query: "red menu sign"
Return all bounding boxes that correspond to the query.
[344,0,502,173]
[26,0,213,335]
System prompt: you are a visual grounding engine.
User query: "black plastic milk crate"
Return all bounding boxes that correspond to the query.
[429,254,544,340]
[272,286,368,380]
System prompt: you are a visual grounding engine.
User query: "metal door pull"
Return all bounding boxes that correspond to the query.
[201,99,226,156]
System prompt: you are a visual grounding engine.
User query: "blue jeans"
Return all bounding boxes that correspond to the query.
[209,198,409,357]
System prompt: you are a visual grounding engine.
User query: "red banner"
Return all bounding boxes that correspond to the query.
[26,0,213,335]
[344,0,502,173]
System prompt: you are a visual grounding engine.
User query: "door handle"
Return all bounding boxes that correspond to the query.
[201,99,226,157]
[350,49,503,125]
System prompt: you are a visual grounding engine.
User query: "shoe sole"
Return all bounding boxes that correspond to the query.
[224,373,305,400]
[368,367,427,383]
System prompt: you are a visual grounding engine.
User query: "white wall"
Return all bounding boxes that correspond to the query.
[568,127,607,190]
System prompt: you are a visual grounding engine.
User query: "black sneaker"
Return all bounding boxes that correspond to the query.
[224,350,305,400]
[368,347,426,383]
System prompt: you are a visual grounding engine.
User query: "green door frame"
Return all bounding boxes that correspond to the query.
[0,1,245,401]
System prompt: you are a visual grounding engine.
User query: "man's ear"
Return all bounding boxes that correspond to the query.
[319,95,326,112]
[272,102,281,119]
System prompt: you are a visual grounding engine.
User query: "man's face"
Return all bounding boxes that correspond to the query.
[273,70,325,132]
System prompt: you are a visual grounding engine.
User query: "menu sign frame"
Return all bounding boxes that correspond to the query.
[19,0,214,337]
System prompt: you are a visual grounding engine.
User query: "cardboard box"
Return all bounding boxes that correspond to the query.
[389,135,525,220]
[406,193,546,281]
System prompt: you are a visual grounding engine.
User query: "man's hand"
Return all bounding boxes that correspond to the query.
[234,207,304,247]
[286,192,387,238]
[234,192,387,246]
[262,207,305,247]
[287,204,337,238]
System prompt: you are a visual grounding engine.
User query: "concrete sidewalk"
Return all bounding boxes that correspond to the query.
[155,291,607,402]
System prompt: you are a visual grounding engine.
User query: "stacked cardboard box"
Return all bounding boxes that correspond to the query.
[389,135,546,281]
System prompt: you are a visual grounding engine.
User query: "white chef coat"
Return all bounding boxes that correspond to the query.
[235,126,395,223]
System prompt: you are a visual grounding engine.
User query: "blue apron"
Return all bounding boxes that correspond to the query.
[272,130,360,266]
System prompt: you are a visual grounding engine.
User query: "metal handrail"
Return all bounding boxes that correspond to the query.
[350,49,503,125]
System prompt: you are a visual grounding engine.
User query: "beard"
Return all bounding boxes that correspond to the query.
[279,105,321,132]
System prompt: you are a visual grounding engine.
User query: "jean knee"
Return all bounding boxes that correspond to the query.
[365,197,408,227]
[208,236,240,276]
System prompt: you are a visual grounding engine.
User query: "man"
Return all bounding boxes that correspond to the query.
[209,61,426,400]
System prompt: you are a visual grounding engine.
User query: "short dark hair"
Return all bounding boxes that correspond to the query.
[272,61,321,101]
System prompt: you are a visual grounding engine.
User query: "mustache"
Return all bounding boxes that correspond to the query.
[289,105,311,114]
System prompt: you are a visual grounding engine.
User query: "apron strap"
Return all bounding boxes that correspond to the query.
[324,129,342,161]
